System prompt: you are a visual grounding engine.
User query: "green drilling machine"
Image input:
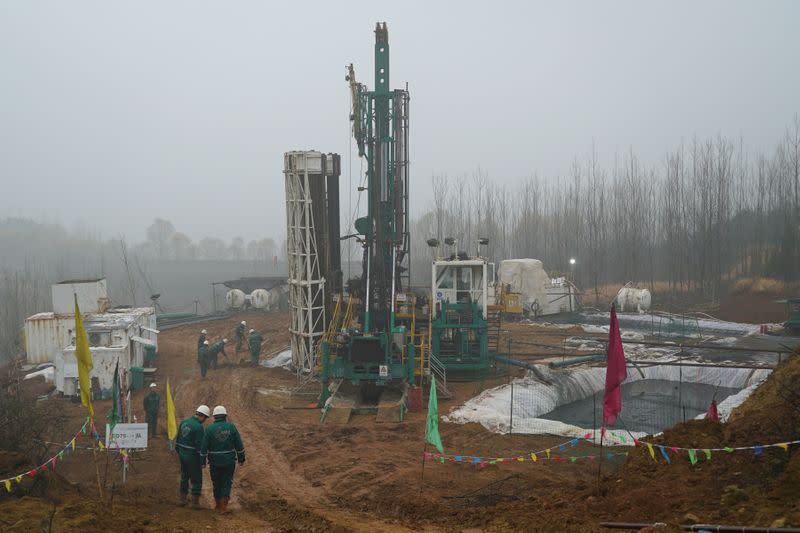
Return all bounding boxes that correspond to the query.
[319,23,416,422]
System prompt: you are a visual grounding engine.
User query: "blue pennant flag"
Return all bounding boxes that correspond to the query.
[659,446,671,464]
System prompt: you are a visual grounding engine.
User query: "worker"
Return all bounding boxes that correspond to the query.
[199,340,210,378]
[198,329,207,353]
[143,382,160,438]
[235,321,246,353]
[200,405,245,513]
[176,404,211,508]
[208,338,228,369]
[248,329,263,366]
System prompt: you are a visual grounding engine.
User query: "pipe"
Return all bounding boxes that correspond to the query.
[600,524,666,530]
[492,355,541,372]
[548,354,605,368]
[685,526,800,532]
[492,355,551,384]
[600,522,800,532]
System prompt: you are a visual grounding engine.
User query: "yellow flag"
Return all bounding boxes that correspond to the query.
[15,476,22,483]
[166,378,177,441]
[778,443,789,451]
[4,479,10,492]
[646,443,656,461]
[73,297,94,419]
[71,439,76,451]
[530,453,538,462]
[545,448,551,459]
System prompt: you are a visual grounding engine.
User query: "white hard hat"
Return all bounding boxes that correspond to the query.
[150,382,157,388]
[201,329,207,334]
[204,340,209,345]
[196,405,211,417]
[249,329,254,334]
[222,338,228,343]
[241,321,246,325]
[212,405,227,416]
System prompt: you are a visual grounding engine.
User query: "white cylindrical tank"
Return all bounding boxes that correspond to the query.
[267,287,284,311]
[250,289,270,310]
[615,287,652,313]
[226,289,246,310]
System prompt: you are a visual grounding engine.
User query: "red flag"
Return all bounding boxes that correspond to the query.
[706,399,720,422]
[603,305,627,426]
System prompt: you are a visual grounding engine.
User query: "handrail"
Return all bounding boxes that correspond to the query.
[428,351,447,390]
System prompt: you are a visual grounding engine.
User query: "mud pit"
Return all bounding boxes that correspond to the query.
[2,311,798,531]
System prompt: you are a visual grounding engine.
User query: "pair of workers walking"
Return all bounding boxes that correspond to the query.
[176,404,246,512]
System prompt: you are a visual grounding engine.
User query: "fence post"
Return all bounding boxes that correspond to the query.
[509,380,514,435]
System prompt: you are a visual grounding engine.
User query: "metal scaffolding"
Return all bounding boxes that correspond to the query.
[284,151,340,375]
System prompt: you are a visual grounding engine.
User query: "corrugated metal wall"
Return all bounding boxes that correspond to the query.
[25,316,75,364]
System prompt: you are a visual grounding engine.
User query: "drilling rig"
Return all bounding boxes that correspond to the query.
[319,23,415,422]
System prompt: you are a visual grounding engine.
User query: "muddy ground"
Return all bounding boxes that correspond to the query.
[1,309,798,532]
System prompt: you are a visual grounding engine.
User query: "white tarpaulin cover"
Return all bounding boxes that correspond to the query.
[497,259,550,312]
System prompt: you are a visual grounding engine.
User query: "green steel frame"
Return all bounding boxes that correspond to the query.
[320,23,413,403]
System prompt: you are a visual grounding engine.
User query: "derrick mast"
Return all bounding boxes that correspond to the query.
[320,23,413,411]
[350,22,410,331]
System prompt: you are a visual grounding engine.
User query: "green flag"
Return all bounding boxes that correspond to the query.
[106,360,119,433]
[426,378,444,454]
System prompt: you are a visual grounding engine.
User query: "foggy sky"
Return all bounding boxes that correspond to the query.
[1,1,798,243]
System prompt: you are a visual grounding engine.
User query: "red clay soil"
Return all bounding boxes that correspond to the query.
[1,311,798,531]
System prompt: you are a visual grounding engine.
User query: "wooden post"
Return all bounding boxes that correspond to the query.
[91,439,104,500]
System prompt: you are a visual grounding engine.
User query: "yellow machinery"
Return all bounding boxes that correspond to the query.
[492,283,523,319]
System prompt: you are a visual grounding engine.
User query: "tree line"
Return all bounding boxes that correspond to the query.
[409,116,800,302]
[0,218,282,362]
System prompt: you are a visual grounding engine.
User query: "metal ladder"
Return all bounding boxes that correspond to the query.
[486,307,502,353]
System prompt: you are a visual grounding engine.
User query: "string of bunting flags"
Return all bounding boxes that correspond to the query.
[634,437,800,465]
[425,432,800,469]
[1,417,108,492]
[423,433,620,468]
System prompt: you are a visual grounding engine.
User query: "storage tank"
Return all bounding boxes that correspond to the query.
[272,285,289,311]
[615,287,652,313]
[226,289,246,310]
[250,289,270,310]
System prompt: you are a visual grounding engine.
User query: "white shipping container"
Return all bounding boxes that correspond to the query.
[53,307,157,397]
[25,313,76,365]
[62,345,128,393]
[51,278,108,315]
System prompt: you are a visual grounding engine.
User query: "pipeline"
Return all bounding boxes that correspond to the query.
[600,522,800,532]
[548,354,605,368]
[491,355,551,384]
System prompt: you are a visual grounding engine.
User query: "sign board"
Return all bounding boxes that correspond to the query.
[105,423,148,449]
[379,365,389,377]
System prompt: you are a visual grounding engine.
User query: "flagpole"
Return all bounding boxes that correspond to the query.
[597,426,603,496]
[91,421,104,500]
[418,442,428,496]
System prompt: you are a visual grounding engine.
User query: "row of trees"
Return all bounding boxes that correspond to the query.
[142,218,279,263]
[409,117,800,301]
[0,218,284,362]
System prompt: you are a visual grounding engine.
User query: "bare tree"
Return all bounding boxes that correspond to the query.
[117,237,138,307]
